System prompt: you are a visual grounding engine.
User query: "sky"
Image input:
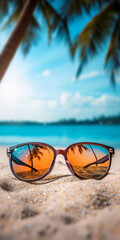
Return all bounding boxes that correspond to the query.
[0,3,120,122]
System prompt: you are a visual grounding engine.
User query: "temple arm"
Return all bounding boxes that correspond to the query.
[12,155,37,172]
[84,154,109,169]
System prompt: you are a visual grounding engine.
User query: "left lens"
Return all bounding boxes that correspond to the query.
[11,144,54,181]
[66,143,110,179]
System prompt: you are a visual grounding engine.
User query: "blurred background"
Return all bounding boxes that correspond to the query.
[0,0,120,148]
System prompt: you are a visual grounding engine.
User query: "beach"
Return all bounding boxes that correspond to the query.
[0,0,120,238]
[0,146,120,240]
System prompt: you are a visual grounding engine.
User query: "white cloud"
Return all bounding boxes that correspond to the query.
[92,95,108,106]
[42,70,51,77]
[79,71,100,80]
[0,60,119,122]
[35,69,51,79]
[58,92,120,120]
[72,71,102,81]
[29,100,45,110]
[73,92,93,107]
[60,92,71,105]
[92,95,120,107]
[74,92,82,100]
[48,100,58,109]
[71,71,101,82]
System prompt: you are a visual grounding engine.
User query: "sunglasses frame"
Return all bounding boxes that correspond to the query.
[7,142,115,182]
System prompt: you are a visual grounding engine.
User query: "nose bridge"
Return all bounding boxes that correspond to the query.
[55,149,75,176]
[55,149,65,156]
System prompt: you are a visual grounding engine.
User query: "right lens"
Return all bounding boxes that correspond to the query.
[66,143,110,179]
[11,144,54,181]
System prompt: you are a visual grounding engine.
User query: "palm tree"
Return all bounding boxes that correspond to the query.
[0,0,72,81]
[28,144,49,166]
[72,0,120,85]
[69,144,89,155]
[0,0,119,84]
[28,144,34,172]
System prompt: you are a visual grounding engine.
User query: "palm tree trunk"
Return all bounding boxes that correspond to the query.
[0,0,38,81]
[28,145,33,172]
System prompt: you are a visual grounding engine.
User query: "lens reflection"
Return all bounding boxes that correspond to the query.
[66,144,109,179]
[11,144,54,180]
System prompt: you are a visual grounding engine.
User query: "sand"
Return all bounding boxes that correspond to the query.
[0,146,120,240]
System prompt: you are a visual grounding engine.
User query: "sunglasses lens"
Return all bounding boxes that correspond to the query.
[66,144,110,179]
[11,144,54,180]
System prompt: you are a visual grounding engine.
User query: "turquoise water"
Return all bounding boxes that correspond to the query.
[0,124,120,149]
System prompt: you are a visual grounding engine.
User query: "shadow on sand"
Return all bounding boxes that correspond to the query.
[11,174,73,185]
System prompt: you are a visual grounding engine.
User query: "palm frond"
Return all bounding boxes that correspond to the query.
[39,0,72,49]
[61,0,111,19]
[105,16,120,85]
[2,5,23,29]
[1,0,40,55]
[0,0,26,23]
[21,31,37,55]
[0,0,9,19]
[21,16,41,55]
[2,0,40,30]
[71,146,75,153]
[38,0,53,42]
[73,1,118,78]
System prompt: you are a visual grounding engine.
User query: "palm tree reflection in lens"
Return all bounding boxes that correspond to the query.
[11,144,54,180]
[67,144,109,179]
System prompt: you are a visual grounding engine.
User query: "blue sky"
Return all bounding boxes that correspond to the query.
[0,5,120,122]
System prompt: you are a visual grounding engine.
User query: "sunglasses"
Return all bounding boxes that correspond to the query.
[7,142,115,182]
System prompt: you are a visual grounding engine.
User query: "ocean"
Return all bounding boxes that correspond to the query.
[0,124,120,149]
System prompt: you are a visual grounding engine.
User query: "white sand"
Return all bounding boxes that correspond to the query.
[0,146,120,240]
